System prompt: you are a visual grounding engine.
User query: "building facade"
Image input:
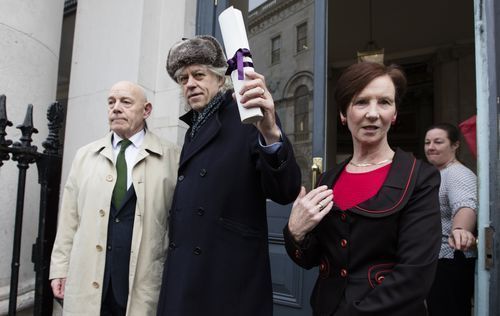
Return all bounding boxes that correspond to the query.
[0,0,498,315]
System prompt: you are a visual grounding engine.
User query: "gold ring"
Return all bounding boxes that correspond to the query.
[260,88,265,96]
[317,202,325,210]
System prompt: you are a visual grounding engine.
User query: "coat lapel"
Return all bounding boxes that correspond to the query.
[179,109,222,169]
[131,130,162,217]
[353,148,417,216]
[320,148,418,217]
[91,132,114,163]
[319,159,348,189]
[103,131,162,215]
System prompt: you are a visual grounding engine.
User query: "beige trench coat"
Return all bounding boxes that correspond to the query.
[50,131,179,315]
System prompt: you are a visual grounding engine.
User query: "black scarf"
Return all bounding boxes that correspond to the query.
[190,92,224,139]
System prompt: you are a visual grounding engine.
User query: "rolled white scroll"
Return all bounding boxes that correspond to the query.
[218,6,263,124]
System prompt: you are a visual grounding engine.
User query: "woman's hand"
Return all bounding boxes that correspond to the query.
[448,228,477,251]
[288,185,333,242]
[449,207,477,251]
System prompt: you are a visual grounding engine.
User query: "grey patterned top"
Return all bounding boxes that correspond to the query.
[439,162,478,259]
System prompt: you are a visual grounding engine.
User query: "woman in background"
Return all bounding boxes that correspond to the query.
[425,123,477,316]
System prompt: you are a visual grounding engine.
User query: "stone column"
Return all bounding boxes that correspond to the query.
[62,0,197,183]
[0,0,65,313]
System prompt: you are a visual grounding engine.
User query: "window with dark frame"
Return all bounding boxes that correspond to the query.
[271,36,281,64]
[294,85,309,142]
[296,22,308,52]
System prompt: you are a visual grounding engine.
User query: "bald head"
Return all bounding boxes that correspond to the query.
[107,81,152,139]
[109,81,148,103]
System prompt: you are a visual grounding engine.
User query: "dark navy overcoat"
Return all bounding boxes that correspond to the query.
[157,91,301,316]
[284,149,441,316]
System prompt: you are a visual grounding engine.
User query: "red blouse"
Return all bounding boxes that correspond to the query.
[333,164,392,210]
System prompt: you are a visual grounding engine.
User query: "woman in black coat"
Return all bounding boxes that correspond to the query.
[157,36,301,316]
[284,62,441,316]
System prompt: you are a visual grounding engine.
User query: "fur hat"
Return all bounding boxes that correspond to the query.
[166,35,227,81]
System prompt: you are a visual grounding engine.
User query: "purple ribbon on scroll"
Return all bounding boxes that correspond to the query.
[225,48,254,80]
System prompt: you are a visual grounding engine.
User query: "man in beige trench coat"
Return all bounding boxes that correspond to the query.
[49,81,180,315]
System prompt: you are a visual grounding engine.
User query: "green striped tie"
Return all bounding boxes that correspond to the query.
[112,139,132,207]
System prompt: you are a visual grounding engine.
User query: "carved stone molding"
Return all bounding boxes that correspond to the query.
[248,0,313,35]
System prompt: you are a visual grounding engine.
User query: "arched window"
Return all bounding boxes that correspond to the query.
[294,85,309,142]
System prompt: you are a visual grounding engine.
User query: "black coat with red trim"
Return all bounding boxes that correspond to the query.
[157,91,301,316]
[284,148,441,316]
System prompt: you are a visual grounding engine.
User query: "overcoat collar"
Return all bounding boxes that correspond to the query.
[320,148,418,217]
[88,130,162,215]
[178,91,232,168]
[88,130,164,164]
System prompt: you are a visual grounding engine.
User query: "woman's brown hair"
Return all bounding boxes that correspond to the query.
[334,62,407,116]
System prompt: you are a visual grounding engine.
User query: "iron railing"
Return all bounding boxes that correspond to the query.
[0,94,64,315]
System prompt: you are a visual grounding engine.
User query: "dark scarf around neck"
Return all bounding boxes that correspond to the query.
[190,92,224,139]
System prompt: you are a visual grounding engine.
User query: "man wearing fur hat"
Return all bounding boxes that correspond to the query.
[156,36,301,316]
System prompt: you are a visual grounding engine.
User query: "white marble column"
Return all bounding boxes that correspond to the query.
[0,0,65,313]
[62,0,197,184]
[49,1,196,314]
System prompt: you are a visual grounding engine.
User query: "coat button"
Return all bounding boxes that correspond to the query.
[319,258,329,278]
[294,249,302,259]
[376,275,385,284]
[115,218,120,223]
[199,168,207,177]
[178,175,184,182]
[340,213,347,221]
[99,209,105,217]
[107,245,112,251]
[106,175,113,182]
[319,262,326,272]
[340,239,348,248]
[340,269,348,277]
[193,247,202,255]
[197,207,205,216]
[169,242,176,250]
[92,281,100,289]
[96,245,103,252]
